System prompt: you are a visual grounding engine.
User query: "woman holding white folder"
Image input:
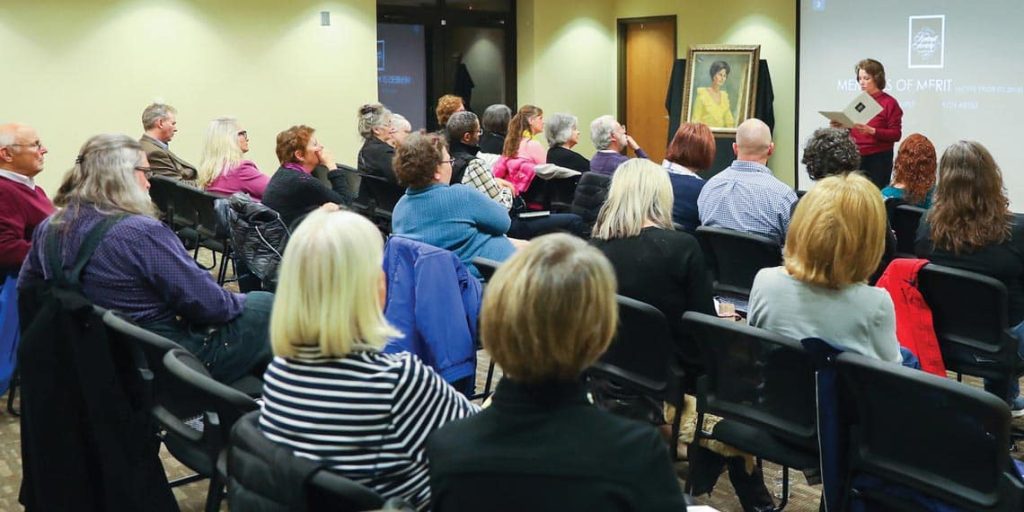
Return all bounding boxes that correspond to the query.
[833,58,904,190]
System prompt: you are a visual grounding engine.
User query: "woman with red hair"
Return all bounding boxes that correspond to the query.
[882,133,937,208]
[663,122,715,232]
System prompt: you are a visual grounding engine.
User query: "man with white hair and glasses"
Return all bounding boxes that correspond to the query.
[0,123,54,276]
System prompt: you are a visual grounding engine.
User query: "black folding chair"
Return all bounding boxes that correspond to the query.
[570,172,612,231]
[358,174,405,235]
[228,410,387,512]
[182,186,234,284]
[148,175,177,226]
[102,311,262,508]
[917,263,1024,402]
[835,351,1024,511]
[586,295,688,459]
[683,312,819,511]
[161,348,258,512]
[695,226,782,303]
[891,203,926,258]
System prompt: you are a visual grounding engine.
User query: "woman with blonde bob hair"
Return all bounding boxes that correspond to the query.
[428,234,689,510]
[591,159,715,359]
[259,208,477,510]
[749,173,900,363]
[20,134,274,383]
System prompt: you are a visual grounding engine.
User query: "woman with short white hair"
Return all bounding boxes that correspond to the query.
[356,102,400,183]
[259,208,477,509]
[198,117,270,199]
[545,112,589,174]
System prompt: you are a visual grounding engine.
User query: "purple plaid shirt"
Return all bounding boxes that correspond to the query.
[18,203,244,325]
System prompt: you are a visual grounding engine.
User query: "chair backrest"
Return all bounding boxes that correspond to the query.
[228,411,384,512]
[358,173,405,213]
[470,256,501,282]
[694,226,782,298]
[167,179,199,229]
[148,176,177,225]
[589,295,678,399]
[569,171,611,226]
[682,311,818,450]
[160,348,257,457]
[917,264,1018,379]
[891,204,925,257]
[101,310,204,420]
[180,185,228,239]
[835,351,1024,511]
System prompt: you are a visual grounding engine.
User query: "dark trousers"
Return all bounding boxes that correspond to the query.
[507,213,588,240]
[144,291,274,384]
[861,150,894,190]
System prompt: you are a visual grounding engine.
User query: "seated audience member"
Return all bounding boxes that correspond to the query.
[882,133,936,208]
[591,158,715,355]
[391,132,517,278]
[356,103,400,183]
[448,113,584,240]
[697,118,797,245]
[259,208,478,510]
[801,126,861,181]
[589,115,649,175]
[138,103,198,181]
[0,123,54,275]
[262,125,350,228]
[545,113,590,173]
[18,134,272,383]
[478,104,511,155]
[428,233,688,511]
[447,111,513,198]
[749,173,900,363]
[915,140,1024,414]
[391,113,413,145]
[198,117,270,199]
[435,94,465,129]
[501,105,546,164]
[663,122,714,232]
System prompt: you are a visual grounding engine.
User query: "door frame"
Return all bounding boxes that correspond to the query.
[616,15,677,126]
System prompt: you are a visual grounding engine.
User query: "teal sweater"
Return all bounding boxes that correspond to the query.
[392,184,515,276]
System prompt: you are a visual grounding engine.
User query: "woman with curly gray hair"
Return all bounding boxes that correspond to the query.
[801,127,861,181]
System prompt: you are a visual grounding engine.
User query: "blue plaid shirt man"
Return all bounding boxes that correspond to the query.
[697,159,798,245]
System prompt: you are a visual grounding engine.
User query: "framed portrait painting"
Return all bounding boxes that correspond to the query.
[681,45,760,136]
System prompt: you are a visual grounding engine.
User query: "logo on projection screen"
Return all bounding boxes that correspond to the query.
[908,15,945,69]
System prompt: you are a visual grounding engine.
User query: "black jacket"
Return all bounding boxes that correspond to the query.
[262,165,350,229]
[479,131,505,155]
[358,136,398,184]
[427,379,687,512]
[570,172,613,230]
[547,146,590,174]
[449,140,481,185]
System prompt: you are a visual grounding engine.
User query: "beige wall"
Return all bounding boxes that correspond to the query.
[518,0,798,186]
[2,0,378,193]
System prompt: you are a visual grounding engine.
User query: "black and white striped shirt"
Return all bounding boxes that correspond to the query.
[259,347,479,510]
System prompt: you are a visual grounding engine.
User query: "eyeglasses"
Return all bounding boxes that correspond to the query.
[134,166,154,179]
[441,158,455,166]
[237,130,248,139]
[11,142,44,151]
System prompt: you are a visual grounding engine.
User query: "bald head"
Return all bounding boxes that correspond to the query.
[0,123,47,177]
[734,118,774,163]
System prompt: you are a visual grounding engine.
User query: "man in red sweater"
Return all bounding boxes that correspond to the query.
[0,123,54,275]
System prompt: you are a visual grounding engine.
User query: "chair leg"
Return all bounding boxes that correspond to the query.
[774,466,790,511]
[670,402,684,460]
[168,473,206,487]
[483,359,497,396]
[204,471,225,512]
[6,369,19,416]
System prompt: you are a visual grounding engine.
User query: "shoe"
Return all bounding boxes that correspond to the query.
[1011,396,1024,418]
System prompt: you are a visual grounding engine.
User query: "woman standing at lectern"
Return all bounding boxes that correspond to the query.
[840,58,904,190]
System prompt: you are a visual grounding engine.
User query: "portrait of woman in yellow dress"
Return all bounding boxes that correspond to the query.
[691,60,735,128]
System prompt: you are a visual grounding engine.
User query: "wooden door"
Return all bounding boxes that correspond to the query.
[621,18,675,164]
